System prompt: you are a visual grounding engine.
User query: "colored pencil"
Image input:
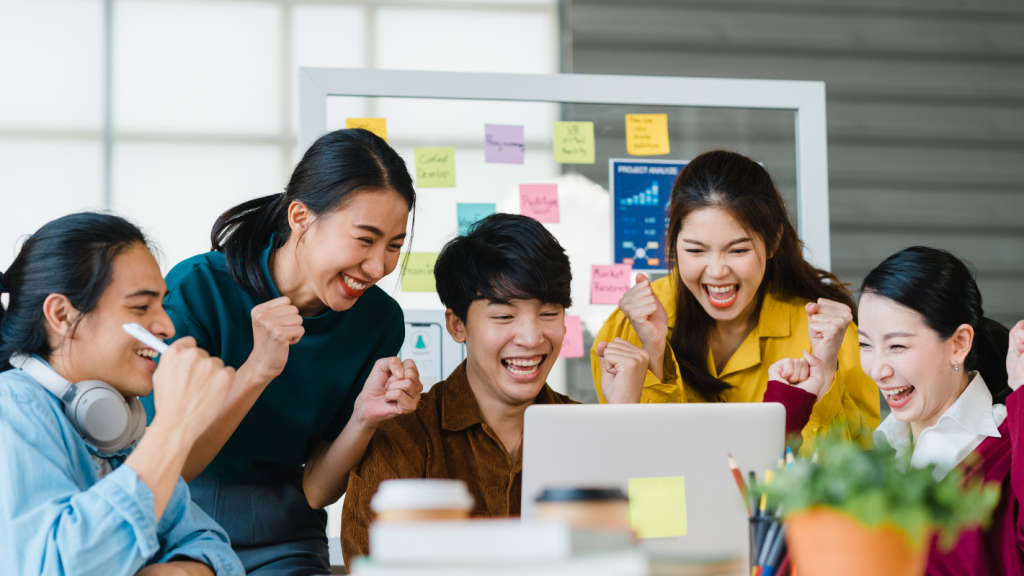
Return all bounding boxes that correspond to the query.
[785,446,795,468]
[728,453,751,516]
[777,554,791,576]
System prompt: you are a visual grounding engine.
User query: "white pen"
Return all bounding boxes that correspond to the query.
[123,323,170,354]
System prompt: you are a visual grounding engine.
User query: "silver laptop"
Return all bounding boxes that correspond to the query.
[521,403,785,562]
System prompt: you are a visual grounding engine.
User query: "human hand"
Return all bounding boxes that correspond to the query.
[768,351,829,401]
[618,273,669,354]
[353,358,422,428]
[597,338,650,404]
[247,296,303,382]
[806,299,853,378]
[1007,321,1024,391]
[151,337,235,444]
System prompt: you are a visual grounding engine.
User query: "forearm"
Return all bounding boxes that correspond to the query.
[180,360,271,482]
[136,561,215,576]
[644,340,666,382]
[125,424,193,520]
[303,416,378,509]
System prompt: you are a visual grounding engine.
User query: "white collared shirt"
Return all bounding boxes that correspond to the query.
[873,372,1007,480]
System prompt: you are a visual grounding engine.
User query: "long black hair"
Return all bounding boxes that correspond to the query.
[861,246,1010,403]
[666,150,855,401]
[211,128,416,301]
[0,213,149,370]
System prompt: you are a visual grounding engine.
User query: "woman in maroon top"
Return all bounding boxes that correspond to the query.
[766,247,1024,575]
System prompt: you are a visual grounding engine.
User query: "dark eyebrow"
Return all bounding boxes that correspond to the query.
[681,237,752,248]
[355,224,406,241]
[857,330,914,339]
[125,289,163,299]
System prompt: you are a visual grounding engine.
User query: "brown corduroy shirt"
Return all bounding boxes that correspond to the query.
[340,360,576,566]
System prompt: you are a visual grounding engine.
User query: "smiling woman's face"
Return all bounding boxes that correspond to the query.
[674,207,768,323]
[57,243,175,398]
[857,292,971,426]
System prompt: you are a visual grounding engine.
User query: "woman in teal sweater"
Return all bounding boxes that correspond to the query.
[141,129,423,574]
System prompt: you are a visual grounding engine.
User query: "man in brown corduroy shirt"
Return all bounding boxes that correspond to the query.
[340,214,580,567]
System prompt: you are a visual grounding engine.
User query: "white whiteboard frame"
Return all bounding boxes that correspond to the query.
[298,68,831,270]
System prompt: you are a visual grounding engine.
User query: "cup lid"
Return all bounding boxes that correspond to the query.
[535,487,628,503]
[371,479,475,512]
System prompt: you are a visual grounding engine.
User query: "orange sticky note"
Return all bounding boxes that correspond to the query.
[560,316,584,358]
[591,264,631,305]
[346,118,388,142]
[625,114,670,156]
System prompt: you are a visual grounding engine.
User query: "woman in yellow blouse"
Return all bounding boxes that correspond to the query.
[592,150,879,446]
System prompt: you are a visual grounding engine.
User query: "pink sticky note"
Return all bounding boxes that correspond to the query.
[560,316,584,358]
[592,264,632,305]
[520,184,560,223]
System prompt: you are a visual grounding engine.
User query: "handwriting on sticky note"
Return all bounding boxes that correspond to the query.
[415,148,456,188]
[560,316,584,358]
[553,121,595,164]
[625,114,670,156]
[591,264,632,305]
[401,253,439,292]
[520,184,559,223]
[484,124,525,164]
[346,118,387,142]
[628,476,687,539]
[457,203,495,236]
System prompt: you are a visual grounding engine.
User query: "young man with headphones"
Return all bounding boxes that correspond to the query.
[0,213,244,576]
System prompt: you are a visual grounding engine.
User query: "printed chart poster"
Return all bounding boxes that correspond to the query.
[610,159,688,272]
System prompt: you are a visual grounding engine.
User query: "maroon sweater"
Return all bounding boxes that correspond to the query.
[764,380,1024,575]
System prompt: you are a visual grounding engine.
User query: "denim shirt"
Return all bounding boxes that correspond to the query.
[0,368,245,576]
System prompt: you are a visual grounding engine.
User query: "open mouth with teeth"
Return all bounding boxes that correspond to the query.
[501,355,546,380]
[703,284,739,309]
[340,272,371,298]
[881,384,916,409]
[134,348,159,369]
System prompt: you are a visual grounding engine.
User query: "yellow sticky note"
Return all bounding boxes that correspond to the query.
[346,118,388,142]
[628,476,687,538]
[553,121,595,164]
[625,114,670,156]
[401,253,439,292]
[414,147,456,188]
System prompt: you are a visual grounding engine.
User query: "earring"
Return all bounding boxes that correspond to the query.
[954,360,960,372]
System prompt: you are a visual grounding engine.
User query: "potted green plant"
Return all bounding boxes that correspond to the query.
[766,435,1000,576]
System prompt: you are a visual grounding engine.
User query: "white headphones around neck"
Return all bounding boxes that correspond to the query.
[10,353,146,456]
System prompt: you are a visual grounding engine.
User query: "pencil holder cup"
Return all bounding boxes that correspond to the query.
[749,514,782,573]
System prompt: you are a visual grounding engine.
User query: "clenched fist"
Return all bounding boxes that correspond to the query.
[353,357,423,427]
[618,273,669,379]
[768,351,828,401]
[151,337,235,442]
[248,296,304,382]
[806,298,853,385]
[597,338,650,404]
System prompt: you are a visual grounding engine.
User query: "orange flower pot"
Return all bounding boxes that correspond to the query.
[786,507,929,576]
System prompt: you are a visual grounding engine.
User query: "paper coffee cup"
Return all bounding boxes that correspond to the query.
[535,487,630,531]
[371,479,474,522]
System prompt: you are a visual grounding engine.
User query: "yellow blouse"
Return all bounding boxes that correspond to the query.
[591,276,880,447]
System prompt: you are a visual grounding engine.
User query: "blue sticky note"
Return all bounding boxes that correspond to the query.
[457,203,496,236]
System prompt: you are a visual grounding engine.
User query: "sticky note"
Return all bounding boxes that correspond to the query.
[519,184,559,223]
[560,316,584,358]
[457,203,495,236]
[401,253,439,292]
[591,264,631,305]
[625,114,670,156]
[553,121,595,164]
[628,476,688,538]
[346,118,387,142]
[414,148,456,188]
[484,124,525,164]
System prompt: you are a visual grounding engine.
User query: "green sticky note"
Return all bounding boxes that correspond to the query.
[553,121,595,164]
[457,203,495,236]
[401,253,439,292]
[628,476,687,538]
[415,147,456,188]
